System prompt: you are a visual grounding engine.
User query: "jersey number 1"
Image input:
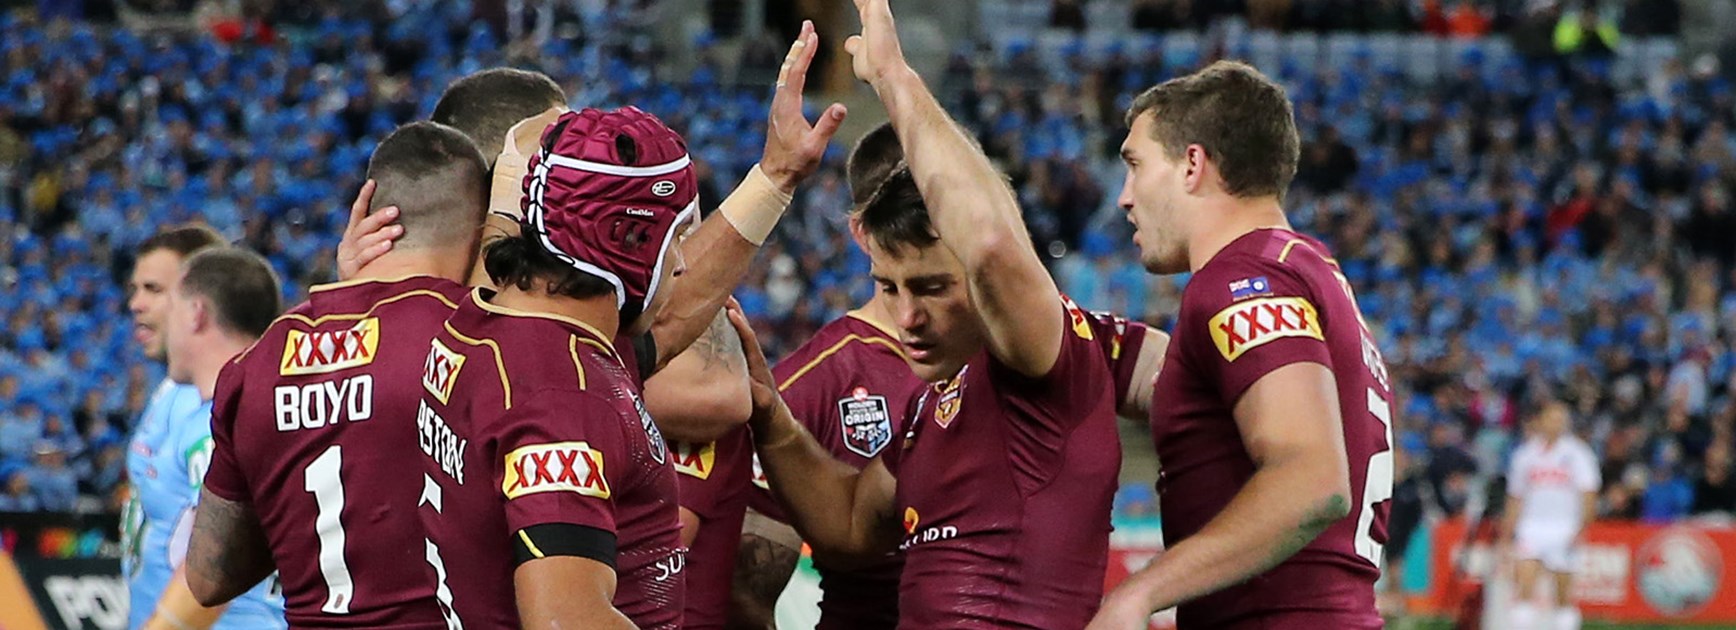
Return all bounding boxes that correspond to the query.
[1354,389,1395,566]
[305,445,355,613]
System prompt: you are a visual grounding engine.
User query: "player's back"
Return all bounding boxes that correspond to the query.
[754,313,926,629]
[889,301,1140,629]
[1150,228,1391,628]
[417,291,683,630]
[205,276,467,628]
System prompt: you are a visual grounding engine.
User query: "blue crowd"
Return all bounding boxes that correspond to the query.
[0,2,1733,531]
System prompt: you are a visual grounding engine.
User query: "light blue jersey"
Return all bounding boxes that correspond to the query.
[123,378,285,629]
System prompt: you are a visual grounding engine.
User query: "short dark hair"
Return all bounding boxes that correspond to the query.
[483,226,615,302]
[431,68,566,167]
[1125,60,1300,199]
[855,169,938,254]
[180,247,282,339]
[367,121,490,250]
[847,122,906,207]
[138,224,224,259]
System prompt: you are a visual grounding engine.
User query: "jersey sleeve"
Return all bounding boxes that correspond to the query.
[1184,256,1333,404]
[494,389,633,537]
[202,361,252,503]
[1069,298,1151,409]
[673,440,723,517]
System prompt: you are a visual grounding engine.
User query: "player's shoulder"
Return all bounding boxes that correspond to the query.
[444,293,627,398]
[774,314,906,387]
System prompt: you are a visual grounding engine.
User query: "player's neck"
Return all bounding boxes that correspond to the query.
[848,295,898,337]
[489,285,621,340]
[1187,196,1291,272]
[354,248,471,284]
[191,333,254,400]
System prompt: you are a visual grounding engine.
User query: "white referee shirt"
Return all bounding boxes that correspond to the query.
[1508,435,1601,532]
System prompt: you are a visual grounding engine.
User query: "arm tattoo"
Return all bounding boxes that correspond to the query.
[1265,493,1350,570]
[730,533,801,628]
[692,312,745,371]
[187,489,276,603]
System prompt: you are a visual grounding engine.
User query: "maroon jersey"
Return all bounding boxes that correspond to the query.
[416,291,684,629]
[204,276,466,628]
[671,429,752,629]
[887,300,1149,629]
[1149,228,1392,629]
[746,313,926,630]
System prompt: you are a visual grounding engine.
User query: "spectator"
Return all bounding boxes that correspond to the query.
[25,443,79,512]
[1554,2,1620,60]
[1295,126,1359,194]
[1693,442,1736,515]
[0,469,39,512]
[1444,1,1491,38]
[1049,0,1087,32]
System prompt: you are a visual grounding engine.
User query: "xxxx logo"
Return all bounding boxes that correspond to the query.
[280,318,380,376]
[671,441,716,480]
[1208,296,1322,361]
[502,442,610,500]
[421,340,466,404]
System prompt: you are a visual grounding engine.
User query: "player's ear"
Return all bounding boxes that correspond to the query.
[190,296,214,334]
[848,215,871,252]
[1183,144,1208,195]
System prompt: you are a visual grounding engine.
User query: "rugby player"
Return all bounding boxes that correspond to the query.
[415,106,694,629]
[1502,401,1598,630]
[739,2,1168,626]
[1088,60,1393,629]
[185,122,487,628]
[727,123,933,630]
[123,226,286,630]
[143,247,286,630]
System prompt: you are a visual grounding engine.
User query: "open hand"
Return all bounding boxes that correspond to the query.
[759,20,848,193]
[335,180,402,280]
[844,0,913,88]
[721,299,782,428]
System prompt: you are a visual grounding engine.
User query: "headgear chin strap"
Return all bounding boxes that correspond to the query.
[521,107,700,324]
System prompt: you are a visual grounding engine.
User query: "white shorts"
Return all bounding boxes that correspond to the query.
[1515,525,1579,573]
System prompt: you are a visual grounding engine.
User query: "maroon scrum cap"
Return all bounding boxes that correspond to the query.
[522,106,699,321]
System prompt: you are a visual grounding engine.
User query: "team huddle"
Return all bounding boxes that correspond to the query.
[121,1,1395,629]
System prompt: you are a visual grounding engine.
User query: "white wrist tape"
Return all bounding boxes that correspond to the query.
[719,164,793,246]
[489,107,568,222]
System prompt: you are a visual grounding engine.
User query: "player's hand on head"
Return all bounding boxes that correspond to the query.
[722,298,781,425]
[760,20,848,194]
[336,179,403,280]
[844,0,911,87]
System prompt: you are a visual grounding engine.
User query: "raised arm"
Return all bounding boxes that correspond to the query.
[844,0,1063,377]
[726,307,902,560]
[647,21,847,369]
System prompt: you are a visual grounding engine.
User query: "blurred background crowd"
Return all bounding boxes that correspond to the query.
[0,0,1733,570]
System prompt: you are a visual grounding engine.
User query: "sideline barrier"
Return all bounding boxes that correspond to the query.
[0,512,125,630]
[1420,518,1736,624]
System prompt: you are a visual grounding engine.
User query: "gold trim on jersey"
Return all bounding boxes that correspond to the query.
[307,275,431,293]
[1277,238,1307,264]
[274,290,461,328]
[568,335,588,391]
[517,529,547,558]
[471,289,617,357]
[844,308,901,341]
[442,321,513,410]
[777,333,907,392]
